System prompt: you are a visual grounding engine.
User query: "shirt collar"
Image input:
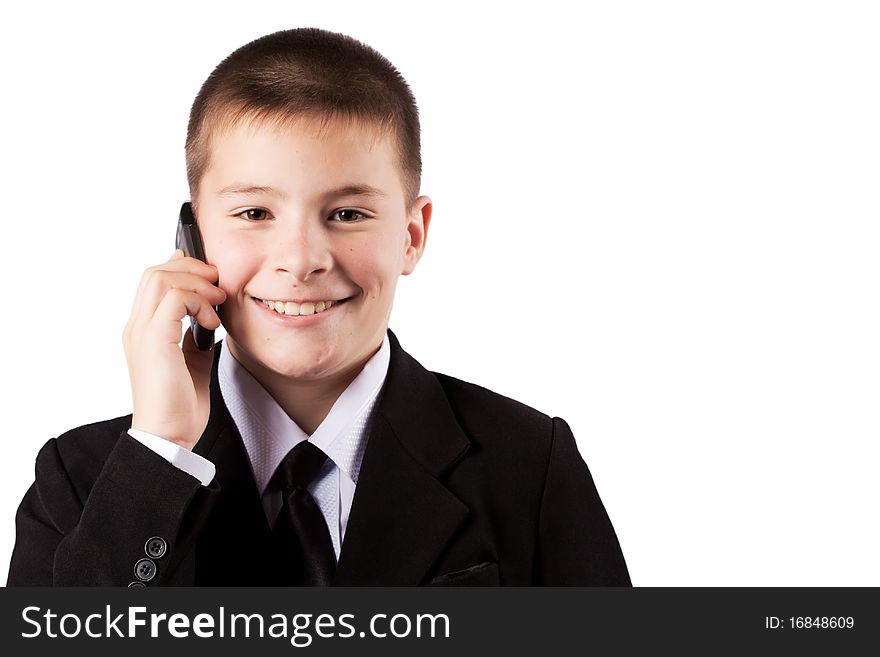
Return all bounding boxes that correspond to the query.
[218,335,390,495]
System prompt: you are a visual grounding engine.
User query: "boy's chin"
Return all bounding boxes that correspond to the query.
[241,340,350,379]
[263,359,337,381]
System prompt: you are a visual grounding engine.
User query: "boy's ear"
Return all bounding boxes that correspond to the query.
[401,195,432,275]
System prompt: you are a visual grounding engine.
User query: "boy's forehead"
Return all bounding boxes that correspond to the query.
[212,112,391,156]
[202,114,404,201]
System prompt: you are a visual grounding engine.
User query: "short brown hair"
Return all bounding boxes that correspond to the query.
[185,27,422,214]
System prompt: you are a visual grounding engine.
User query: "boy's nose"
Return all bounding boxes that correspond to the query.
[271,216,333,282]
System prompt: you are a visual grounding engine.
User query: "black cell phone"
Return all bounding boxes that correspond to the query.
[175,201,219,351]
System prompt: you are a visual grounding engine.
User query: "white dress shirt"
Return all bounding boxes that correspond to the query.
[128,336,390,560]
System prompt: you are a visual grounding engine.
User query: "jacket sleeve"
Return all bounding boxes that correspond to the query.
[7,432,219,586]
[534,417,632,586]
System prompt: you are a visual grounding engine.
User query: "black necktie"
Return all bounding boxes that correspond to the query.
[270,441,337,586]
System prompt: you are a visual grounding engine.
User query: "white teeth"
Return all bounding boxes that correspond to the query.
[263,298,339,317]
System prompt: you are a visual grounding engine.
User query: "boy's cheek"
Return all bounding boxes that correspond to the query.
[343,234,404,274]
[350,263,402,296]
[211,244,256,282]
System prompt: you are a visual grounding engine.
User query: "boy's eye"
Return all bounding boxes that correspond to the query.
[330,209,367,223]
[235,208,270,221]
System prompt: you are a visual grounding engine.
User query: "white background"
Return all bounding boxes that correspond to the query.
[1,0,877,586]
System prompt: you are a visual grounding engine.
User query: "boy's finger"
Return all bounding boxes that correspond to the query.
[164,252,220,280]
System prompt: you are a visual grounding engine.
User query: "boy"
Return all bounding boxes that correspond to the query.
[7,27,630,586]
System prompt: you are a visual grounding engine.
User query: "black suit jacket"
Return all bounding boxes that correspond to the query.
[7,330,630,586]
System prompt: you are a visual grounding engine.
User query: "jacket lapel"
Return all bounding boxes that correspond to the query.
[333,330,471,585]
[192,341,274,584]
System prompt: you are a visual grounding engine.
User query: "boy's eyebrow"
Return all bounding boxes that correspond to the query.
[216,184,285,198]
[215,183,388,200]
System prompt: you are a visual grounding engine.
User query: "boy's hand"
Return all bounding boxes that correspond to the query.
[122,249,228,451]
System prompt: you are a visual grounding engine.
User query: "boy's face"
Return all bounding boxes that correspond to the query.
[195,116,431,387]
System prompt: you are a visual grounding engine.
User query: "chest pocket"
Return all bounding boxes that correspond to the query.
[426,561,499,586]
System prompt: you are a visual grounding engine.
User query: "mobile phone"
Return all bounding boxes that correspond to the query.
[175,201,219,351]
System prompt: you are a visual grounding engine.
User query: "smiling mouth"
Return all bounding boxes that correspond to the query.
[252,295,354,317]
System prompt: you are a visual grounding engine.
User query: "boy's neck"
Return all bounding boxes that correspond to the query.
[265,374,352,436]
[224,338,376,436]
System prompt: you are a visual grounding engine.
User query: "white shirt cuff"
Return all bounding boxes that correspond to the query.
[127,428,216,486]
